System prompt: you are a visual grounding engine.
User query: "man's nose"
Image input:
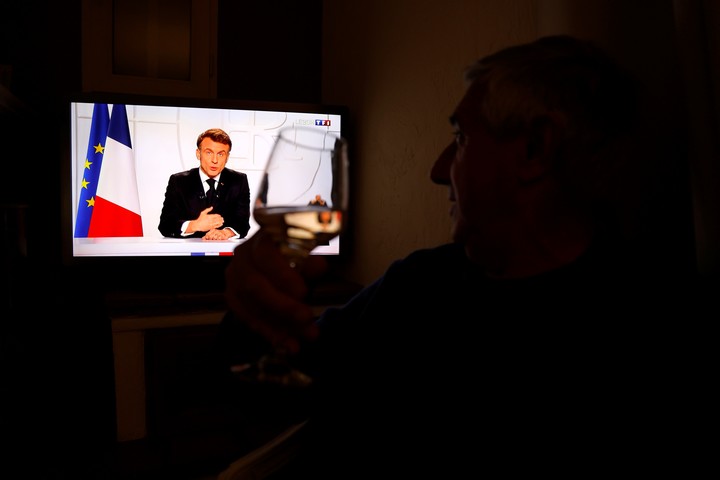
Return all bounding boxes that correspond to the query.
[430,143,454,185]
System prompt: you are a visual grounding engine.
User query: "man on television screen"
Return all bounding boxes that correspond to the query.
[158,128,251,240]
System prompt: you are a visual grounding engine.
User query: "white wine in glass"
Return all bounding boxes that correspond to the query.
[237,126,349,387]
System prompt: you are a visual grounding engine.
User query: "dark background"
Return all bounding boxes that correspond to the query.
[1,1,323,477]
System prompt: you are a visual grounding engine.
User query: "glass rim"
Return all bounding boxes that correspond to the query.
[275,125,346,149]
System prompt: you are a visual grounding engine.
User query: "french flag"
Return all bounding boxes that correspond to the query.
[88,104,144,237]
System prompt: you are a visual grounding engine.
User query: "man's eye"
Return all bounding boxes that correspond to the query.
[453,130,466,146]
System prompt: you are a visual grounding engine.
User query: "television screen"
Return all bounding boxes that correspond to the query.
[61,93,349,293]
[66,94,347,252]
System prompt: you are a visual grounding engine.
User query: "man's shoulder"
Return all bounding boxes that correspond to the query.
[382,243,478,284]
[396,242,470,268]
[170,168,199,181]
[220,168,248,181]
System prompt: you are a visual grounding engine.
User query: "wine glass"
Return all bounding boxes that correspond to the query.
[233,126,349,388]
[254,126,348,268]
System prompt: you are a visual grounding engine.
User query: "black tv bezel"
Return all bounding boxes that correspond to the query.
[60,92,352,295]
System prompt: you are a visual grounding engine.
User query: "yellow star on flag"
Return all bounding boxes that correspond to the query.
[81,178,90,189]
[84,159,92,169]
[86,197,95,207]
[93,143,105,154]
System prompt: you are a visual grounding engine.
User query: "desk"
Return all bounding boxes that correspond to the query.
[73,235,340,256]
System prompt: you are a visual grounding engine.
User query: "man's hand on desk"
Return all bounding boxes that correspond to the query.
[203,228,237,241]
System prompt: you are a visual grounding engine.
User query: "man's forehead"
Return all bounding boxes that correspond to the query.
[201,139,229,149]
[451,79,487,127]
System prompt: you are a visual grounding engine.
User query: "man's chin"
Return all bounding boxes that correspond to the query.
[450,222,468,245]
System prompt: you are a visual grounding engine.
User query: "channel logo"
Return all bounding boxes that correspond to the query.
[314,119,332,126]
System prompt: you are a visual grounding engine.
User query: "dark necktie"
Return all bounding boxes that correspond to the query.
[207,178,216,206]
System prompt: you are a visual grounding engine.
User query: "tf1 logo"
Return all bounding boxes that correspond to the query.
[315,119,331,126]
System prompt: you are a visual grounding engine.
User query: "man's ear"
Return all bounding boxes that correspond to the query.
[519,113,565,183]
[196,148,201,161]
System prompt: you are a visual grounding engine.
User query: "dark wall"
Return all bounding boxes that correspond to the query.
[1,1,82,267]
[1,3,110,476]
[217,0,322,102]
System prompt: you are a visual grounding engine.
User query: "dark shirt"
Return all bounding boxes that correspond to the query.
[158,167,251,238]
[219,241,708,477]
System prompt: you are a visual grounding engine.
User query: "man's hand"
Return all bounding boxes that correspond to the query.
[224,230,328,353]
[189,207,224,234]
[203,228,235,241]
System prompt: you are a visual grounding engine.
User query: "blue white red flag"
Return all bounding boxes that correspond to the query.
[88,104,144,237]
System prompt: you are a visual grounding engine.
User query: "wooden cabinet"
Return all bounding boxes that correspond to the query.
[81,0,217,98]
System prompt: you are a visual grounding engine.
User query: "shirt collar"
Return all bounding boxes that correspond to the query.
[199,169,221,184]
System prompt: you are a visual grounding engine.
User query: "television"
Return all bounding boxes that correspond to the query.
[61,93,350,296]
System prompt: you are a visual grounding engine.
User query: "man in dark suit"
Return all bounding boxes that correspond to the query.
[158,128,251,240]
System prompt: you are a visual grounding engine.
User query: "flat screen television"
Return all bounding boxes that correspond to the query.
[61,93,350,295]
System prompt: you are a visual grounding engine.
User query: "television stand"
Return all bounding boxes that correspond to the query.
[108,276,362,442]
[111,305,225,442]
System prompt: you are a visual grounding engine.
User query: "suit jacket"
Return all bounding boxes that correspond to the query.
[158,167,251,238]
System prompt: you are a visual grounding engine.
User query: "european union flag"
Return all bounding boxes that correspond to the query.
[74,103,110,237]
